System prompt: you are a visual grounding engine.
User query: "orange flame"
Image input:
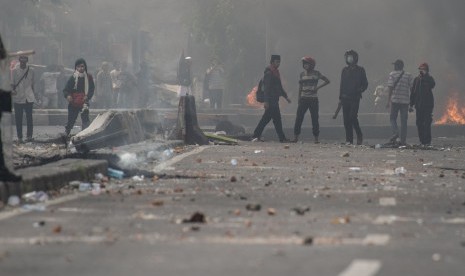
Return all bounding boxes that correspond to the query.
[246,86,263,108]
[435,94,465,125]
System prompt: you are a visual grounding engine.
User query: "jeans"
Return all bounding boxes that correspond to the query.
[65,104,90,135]
[14,102,33,139]
[390,103,409,144]
[209,89,223,109]
[416,105,433,145]
[294,98,319,137]
[341,98,362,144]
[253,103,286,141]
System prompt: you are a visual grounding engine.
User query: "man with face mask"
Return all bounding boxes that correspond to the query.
[63,58,95,136]
[410,63,435,146]
[339,50,368,145]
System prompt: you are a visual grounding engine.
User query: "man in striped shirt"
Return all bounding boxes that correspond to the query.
[386,59,413,145]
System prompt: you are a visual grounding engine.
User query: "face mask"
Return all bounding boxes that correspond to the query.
[346,56,354,64]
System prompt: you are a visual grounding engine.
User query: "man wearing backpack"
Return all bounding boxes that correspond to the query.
[252,54,291,142]
[386,59,413,146]
[292,56,330,143]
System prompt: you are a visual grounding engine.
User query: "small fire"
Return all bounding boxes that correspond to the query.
[246,86,263,108]
[435,93,465,125]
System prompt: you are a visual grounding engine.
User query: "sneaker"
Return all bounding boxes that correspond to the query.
[251,137,264,142]
[389,134,399,143]
[0,169,22,182]
[344,142,353,146]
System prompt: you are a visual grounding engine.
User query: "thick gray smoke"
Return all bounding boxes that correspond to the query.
[2,0,463,114]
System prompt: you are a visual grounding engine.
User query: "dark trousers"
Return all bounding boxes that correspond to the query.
[390,103,409,144]
[0,113,5,169]
[253,103,286,141]
[341,99,362,144]
[209,89,223,109]
[416,106,433,145]
[14,102,33,139]
[294,98,319,137]
[65,104,90,135]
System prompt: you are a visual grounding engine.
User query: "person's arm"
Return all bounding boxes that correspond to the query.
[63,76,74,102]
[87,74,95,101]
[386,72,394,108]
[360,67,368,93]
[409,78,417,108]
[316,73,330,91]
[339,68,345,100]
[263,69,272,108]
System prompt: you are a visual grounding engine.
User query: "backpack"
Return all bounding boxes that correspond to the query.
[256,79,265,103]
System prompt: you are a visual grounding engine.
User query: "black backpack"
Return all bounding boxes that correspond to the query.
[256,79,265,103]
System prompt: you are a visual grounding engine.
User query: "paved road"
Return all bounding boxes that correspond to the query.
[0,139,465,276]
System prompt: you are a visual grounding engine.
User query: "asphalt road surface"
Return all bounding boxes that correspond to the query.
[1,139,465,276]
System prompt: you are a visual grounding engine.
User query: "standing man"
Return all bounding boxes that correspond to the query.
[63,58,95,136]
[292,56,330,143]
[110,61,121,108]
[11,55,35,143]
[339,50,368,145]
[204,59,225,109]
[0,34,21,182]
[410,63,435,146]
[38,64,60,109]
[386,59,413,145]
[96,61,113,109]
[252,54,291,143]
[117,62,138,108]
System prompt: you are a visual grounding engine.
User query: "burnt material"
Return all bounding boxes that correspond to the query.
[169,95,208,145]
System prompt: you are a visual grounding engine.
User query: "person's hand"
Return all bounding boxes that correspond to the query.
[408,106,414,113]
[264,102,269,109]
[286,97,291,104]
[67,95,72,103]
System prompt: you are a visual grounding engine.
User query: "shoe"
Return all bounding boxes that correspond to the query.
[356,134,363,145]
[292,135,299,143]
[25,137,34,143]
[314,136,320,144]
[251,137,264,142]
[16,138,23,144]
[280,138,290,143]
[389,134,399,143]
[0,169,22,182]
[344,142,353,146]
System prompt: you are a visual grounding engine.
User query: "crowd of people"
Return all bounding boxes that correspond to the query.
[251,52,435,147]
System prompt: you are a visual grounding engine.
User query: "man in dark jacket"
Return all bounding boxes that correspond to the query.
[339,50,368,145]
[63,58,95,136]
[252,55,291,142]
[410,62,435,146]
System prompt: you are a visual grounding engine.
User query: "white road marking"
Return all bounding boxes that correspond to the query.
[442,218,465,224]
[153,145,212,173]
[0,193,87,221]
[338,259,382,276]
[379,197,397,206]
[362,234,390,246]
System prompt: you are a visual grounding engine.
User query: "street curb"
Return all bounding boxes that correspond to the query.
[14,159,108,195]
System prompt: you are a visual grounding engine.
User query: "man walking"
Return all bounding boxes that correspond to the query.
[293,56,330,143]
[11,55,35,143]
[410,63,435,146]
[252,54,291,143]
[339,50,368,145]
[386,59,413,145]
[63,58,95,136]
